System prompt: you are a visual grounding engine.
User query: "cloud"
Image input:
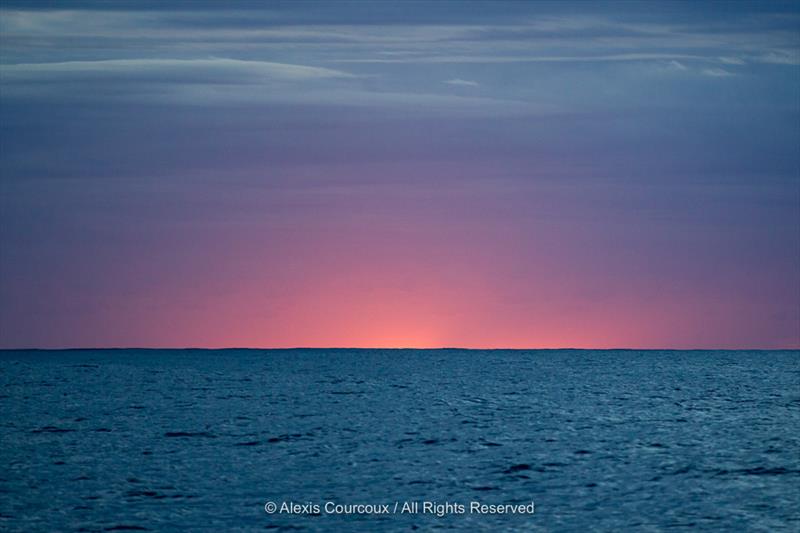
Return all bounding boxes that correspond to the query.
[0,56,555,117]
[335,53,705,64]
[719,56,745,65]
[0,58,354,82]
[444,78,479,87]
[666,60,688,71]
[1,6,796,115]
[0,58,360,104]
[701,67,735,77]
[2,8,798,65]
[757,50,800,65]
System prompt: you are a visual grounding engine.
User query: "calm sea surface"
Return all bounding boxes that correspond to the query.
[0,349,798,532]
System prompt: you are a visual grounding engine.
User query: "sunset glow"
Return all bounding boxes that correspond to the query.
[1,1,798,349]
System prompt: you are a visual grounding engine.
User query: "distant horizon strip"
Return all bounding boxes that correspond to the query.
[1,347,798,352]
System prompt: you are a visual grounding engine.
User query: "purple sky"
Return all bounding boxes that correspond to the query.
[1,1,798,348]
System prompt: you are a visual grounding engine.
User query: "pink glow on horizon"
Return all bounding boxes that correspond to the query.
[55,219,797,350]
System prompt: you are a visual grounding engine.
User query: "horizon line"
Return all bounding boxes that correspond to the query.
[1,346,798,352]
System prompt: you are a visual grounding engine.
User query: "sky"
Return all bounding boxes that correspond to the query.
[0,0,798,349]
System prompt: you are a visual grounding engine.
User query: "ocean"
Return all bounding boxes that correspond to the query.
[0,349,797,531]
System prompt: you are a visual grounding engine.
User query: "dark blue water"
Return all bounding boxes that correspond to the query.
[0,349,798,531]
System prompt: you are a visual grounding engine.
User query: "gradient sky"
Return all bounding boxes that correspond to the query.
[0,1,798,349]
